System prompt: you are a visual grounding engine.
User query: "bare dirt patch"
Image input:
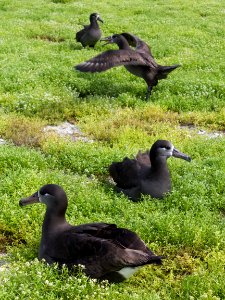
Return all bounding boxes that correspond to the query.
[43,121,94,143]
[180,124,225,139]
[0,138,6,145]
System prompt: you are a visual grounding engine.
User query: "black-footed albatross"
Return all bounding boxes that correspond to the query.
[75,33,180,100]
[109,140,191,201]
[19,184,162,282]
[76,13,103,48]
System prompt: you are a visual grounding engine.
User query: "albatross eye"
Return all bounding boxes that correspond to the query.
[160,146,170,150]
[39,190,51,197]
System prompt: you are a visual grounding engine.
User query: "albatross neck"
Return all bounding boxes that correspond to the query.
[90,18,100,28]
[116,36,131,50]
[150,155,170,176]
[42,206,69,233]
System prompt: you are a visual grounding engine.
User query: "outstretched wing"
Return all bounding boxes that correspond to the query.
[75,49,148,73]
[121,32,153,56]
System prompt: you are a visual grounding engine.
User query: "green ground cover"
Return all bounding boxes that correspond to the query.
[0,0,224,299]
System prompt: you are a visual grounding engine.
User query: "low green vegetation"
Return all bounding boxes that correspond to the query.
[0,0,224,299]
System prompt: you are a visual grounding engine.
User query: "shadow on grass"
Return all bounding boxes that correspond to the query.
[71,72,148,101]
[0,225,26,253]
[32,34,65,43]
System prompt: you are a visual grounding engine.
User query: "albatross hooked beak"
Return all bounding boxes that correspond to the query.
[97,15,103,23]
[19,191,39,207]
[100,36,114,46]
[172,148,191,162]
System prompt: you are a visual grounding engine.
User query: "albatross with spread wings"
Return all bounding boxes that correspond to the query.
[75,33,180,100]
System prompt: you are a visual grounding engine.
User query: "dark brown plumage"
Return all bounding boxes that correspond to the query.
[76,13,103,48]
[109,140,191,201]
[75,33,180,100]
[19,184,162,282]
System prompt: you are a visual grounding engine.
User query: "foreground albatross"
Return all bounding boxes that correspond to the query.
[75,33,180,99]
[19,184,162,282]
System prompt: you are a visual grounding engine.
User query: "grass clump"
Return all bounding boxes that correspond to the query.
[0,225,26,252]
[0,113,46,147]
[1,259,114,300]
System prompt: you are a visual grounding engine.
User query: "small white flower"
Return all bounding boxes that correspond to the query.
[45,280,53,286]
[78,264,85,269]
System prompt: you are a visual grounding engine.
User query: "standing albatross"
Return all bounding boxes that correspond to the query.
[75,33,180,99]
[76,13,103,48]
[19,184,162,282]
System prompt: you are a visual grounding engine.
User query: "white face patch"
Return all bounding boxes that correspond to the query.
[117,266,140,279]
[161,144,174,156]
[38,191,51,203]
[169,145,174,156]
[38,190,41,202]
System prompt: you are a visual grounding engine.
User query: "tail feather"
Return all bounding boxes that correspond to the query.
[147,255,163,265]
[133,254,163,267]
[157,64,181,79]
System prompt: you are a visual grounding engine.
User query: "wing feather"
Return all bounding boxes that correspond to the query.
[75,49,148,73]
[121,32,153,56]
[48,227,155,278]
[109,157,141,189]
[135,150,151,166]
